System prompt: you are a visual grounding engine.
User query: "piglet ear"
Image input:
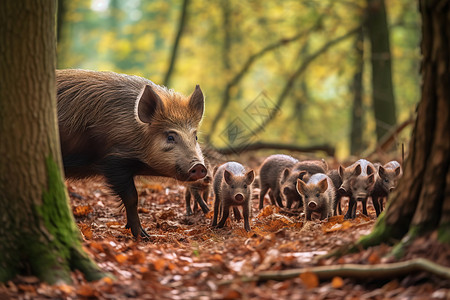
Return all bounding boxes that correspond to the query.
[354,164,362,176]
[395,166,402,176]
[224,170,233,185]
[338,166,345,179]
[245,170,255,185]
[282,168,291,182]
[318,178,328,193]
[298,170,307,180]
[378,166,387,179]
[368,173,375,185]
[189,85,204,122]
[137,85,164,123]
[296,179,306,195]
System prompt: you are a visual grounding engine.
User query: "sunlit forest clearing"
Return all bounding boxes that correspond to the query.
[2,1,450,299]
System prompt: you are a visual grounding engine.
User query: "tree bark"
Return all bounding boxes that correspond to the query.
[0,1,104,284]
[366,0,397,142]
[357,0,450,251]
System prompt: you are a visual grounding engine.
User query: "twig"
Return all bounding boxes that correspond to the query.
[218,258,450,285]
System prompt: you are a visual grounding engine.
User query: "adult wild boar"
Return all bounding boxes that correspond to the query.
[56,69,207,238]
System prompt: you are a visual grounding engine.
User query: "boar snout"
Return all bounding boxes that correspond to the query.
[356,196,366,202]
[235,193,244,202]
[188,163,207,181]
[389,187,395,192]
[308,201,317,209]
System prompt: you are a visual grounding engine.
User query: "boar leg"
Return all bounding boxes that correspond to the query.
[101,157,149,238]
[259,186,269,209]
[305,208,313,221]
[185,190,193,216]
[233,207,242,221]
[274,191,284,208]
[372,196,381,217]
[217,204,231,228]
[193,189,210,214]
[344,197,357,219]
[212,193,221,227]
[361,198,368,216]
[286,197,293,209]
[268,191,276,206]
[243,204,251,232]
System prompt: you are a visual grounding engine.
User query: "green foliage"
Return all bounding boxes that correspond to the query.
[58,0,420,157]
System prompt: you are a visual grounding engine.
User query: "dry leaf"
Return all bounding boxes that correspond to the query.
[73,205,93,217]
[331,276,344,288]
[115,254,128,264]
[77,284,96,297]
[299,271,319,289]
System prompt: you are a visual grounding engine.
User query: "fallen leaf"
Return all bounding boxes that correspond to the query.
[331,276,344,288]
[115,254,128,264]
[73,205,93,217]
[299,271,319,289]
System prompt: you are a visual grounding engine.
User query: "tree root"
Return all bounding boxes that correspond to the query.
[218,258,450,285]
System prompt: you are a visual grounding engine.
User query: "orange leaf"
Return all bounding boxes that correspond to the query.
[100,277,114,285]
[368,252,381,264]
[299,271,319,289]
[79,224,93,240]
[153,259,166,271]
[57,283,74,294]
[77,284,96,297]
[115,254,128,264]
[73,205,93,217]
[89,241,104,252]
[331,276,344,288]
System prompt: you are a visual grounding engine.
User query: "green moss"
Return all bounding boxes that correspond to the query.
[438,222,450,244]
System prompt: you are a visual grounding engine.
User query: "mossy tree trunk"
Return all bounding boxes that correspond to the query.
[358,0,450,251]
[366,0,397,142]
[0,1,105,284]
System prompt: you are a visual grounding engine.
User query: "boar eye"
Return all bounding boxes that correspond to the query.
[231,185,235,189]
[167,135,175,143]
[384,179,389,183]
[305,195,309,198]
[316,193,320,197]
[244,184,247,189]
[195,135,198,141]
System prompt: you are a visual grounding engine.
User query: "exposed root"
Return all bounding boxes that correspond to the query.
[218,258,450,285]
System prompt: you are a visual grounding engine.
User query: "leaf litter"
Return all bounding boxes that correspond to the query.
[2,172,449,299]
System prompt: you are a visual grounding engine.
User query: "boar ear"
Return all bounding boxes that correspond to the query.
[298,170,307,180]
[354,164,362,176]
[338,165,345,178]
[296,179,306,195]
[367,165,375,175]
[395,166,402,176]
[282,168,290,182]
[245,170,255,184]
[224,170,233,185]
[368,173,375,185]
[318,178,328,193]
[378,166,387,179]
[137,85,164,123]
[189,85,204,121]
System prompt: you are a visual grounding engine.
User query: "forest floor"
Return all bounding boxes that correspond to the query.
[2,158,450,299]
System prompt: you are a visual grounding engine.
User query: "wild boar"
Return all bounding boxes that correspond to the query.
[327,169,343,216]
[56,69,207,238]
[259,154,298,209]
[185,163,213,216]
[212,162,255,232]
[371,160,402,217]
[344,159,376,219]
[296,173,335,221]
[283,160,328,209]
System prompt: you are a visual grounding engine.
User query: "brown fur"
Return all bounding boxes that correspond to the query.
[56,69,206,238]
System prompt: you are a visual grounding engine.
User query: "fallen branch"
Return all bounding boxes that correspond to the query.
[212,142,335,157]
[218,258,450,285]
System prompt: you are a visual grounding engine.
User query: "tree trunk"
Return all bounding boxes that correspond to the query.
[358,0,450,251]
[366,0,397,142]
[0,1,104,284]
[350,28,365,155]
[163,0,190,87]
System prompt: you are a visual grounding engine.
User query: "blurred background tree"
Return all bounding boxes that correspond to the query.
[57,0,420,160]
